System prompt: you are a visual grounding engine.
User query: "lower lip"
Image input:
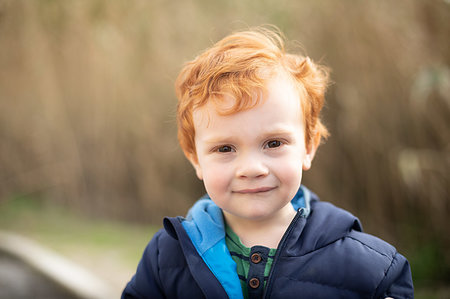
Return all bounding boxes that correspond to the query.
[233,187,276,194]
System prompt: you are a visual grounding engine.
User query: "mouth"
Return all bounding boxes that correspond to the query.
[233,186,277,194]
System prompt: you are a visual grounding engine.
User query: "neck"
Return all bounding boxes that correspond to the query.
[224,204,297,249]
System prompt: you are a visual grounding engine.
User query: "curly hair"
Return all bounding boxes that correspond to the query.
[175,27,330,161]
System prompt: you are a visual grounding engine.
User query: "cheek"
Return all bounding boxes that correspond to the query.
[202,164,233,195]
[283,164,303,186]
[272,154,304,188]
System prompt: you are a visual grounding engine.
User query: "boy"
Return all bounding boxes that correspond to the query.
[122,27,414,299]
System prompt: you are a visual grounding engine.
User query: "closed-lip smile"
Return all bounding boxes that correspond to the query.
[233,187,277,194]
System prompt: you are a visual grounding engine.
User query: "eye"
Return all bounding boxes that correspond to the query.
[217,145,234,153]
[266,140,282,148]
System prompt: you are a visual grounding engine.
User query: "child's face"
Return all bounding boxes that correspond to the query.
[190,73,317,223]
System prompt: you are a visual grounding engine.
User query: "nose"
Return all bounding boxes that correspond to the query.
[235,153,269,179]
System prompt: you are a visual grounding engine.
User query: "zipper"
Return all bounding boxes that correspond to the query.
[262,208,307,299]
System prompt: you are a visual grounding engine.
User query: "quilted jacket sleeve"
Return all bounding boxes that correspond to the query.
[374,251,414,299]
[121,231,165,299]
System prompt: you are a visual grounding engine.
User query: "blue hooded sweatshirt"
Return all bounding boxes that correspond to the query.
[122,186,414,299]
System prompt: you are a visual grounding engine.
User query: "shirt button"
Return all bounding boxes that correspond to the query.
[251,253,262,264]
[249,277,260,289]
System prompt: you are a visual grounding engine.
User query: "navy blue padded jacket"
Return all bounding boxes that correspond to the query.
[122,187,413,299]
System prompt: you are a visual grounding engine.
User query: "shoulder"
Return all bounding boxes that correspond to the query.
[342,230,413,298]
[310,200,396,259]
[123,222,207,299]
[132,227,188,286]
[291,200,413,298]
[346,230,396,259]
[308,200,400,271]
[339,230,398,279]
[144,224,188,270]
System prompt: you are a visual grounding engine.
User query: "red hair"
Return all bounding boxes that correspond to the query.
[175,27,330,161]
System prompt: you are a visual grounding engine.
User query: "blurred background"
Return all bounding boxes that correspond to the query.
[0,0,449,297]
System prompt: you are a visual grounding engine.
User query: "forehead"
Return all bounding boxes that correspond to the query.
[192,74,303,131]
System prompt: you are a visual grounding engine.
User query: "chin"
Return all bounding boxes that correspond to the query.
[242,210,274,221]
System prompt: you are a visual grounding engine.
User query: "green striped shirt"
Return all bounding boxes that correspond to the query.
[225,224,277,299]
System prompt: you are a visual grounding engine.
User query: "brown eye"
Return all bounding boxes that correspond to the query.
[218,145,233,152]
[267,140,281,148]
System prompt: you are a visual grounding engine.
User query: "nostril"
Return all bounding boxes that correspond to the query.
[236,164,269,179]
[235,154,269,178]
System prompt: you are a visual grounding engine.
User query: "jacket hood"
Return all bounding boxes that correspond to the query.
[285,200,363,256]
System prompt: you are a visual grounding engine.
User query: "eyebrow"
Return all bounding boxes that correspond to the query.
[257,124,299,137]
[201,127,296,145]
[261,128,295,138]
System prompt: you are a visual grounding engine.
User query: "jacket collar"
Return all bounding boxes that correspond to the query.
[182,185,313,255]
[163,185,362,298]
[171,185,312,299]
[285,199,363,256]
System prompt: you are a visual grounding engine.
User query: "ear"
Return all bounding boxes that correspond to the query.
[188,154,203,180]
[302,131,320,171]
